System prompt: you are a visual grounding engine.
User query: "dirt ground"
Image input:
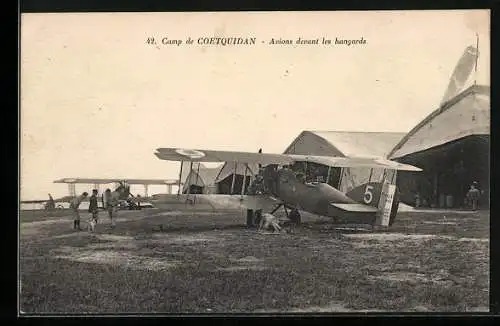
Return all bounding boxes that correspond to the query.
[19,207,490,314]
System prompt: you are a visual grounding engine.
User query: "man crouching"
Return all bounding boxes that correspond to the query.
[258,213,282,233]
[70,192,88,231]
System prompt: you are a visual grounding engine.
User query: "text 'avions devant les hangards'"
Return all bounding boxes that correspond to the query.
[146,36,368,47]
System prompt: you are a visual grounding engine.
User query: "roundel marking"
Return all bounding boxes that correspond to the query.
[175,149,206,159]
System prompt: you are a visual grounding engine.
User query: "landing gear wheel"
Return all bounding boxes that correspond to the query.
[246,209,263,228]
[254,209,263,227]
[246,209,254,227]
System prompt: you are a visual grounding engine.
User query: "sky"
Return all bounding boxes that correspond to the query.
[20,10,490,200]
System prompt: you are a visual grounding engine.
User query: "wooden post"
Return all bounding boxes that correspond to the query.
[381,169,387,184]
[433,170,439,207]
[177,161,184,195]
[391,170,398,184]
[144,184,148,197]
[68,183,76,197]
[187,161,194,195]
[195,162,201,191]
[230,162,237,195]
[241,163,248,195]
[167,184,172,194]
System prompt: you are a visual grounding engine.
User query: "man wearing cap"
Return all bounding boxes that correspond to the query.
[104,189,118,227]
[88,189,99,231]
[466,182,481,211]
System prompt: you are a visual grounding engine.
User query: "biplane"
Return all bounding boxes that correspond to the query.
[152,148,422,228]
[22,177,179,210]
[51,178,179,209]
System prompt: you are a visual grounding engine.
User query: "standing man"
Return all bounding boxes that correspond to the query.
[286,208,301,233]
[466,181,481,211]
[70,192,88,230]
[104,189,117,227]
[88,189,99,231]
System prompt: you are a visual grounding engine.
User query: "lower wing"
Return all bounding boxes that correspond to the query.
[150,194,282,211]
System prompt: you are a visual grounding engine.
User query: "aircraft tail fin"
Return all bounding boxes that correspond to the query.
[346,181,399,227]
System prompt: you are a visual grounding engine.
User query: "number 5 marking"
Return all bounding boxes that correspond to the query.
[364,185,374,204]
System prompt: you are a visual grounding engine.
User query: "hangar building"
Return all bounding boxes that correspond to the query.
[283,84,490,210]
[388,84,490,209]
[216,162,259,195]
[182,163,221,194]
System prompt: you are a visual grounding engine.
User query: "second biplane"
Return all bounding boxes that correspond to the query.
[52,178,179,209]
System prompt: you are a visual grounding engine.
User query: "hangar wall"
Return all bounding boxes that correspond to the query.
[181,162,222,194]
[216,162,259,194]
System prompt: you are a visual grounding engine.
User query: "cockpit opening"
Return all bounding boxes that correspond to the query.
[246,161,344,196]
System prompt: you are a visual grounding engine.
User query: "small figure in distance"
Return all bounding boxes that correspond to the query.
[45,193,56,211]
[466,181,481,211]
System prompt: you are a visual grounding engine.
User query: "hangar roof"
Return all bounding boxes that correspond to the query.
[284,130,407,158]
[388,84,490,160]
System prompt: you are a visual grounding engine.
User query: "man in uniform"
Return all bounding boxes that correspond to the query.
[466,181,481,211]
[104,189,118,227]
[88,189,99,232]
[70,192,88,230]
[286,208,301,233]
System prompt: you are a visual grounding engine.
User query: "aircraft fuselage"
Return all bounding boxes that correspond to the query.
[275,168,356,215]
[269,168,395,224]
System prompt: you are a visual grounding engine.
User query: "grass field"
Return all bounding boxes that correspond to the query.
[19,207,490,314]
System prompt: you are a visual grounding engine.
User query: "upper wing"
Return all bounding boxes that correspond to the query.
[53,178,178,185]
[155,148,422,171]
[155,148,295,165]
[288,155,422,172]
